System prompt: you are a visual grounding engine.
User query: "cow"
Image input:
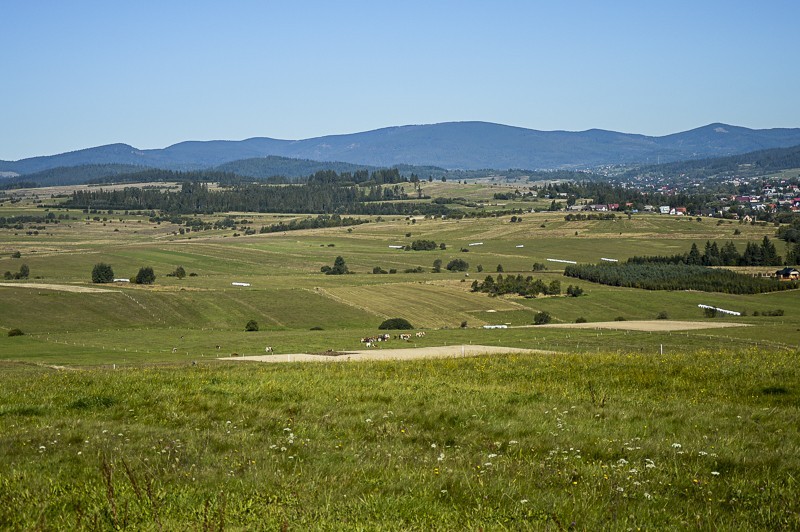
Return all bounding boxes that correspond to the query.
[171,347,178,353]
[265,346,273,353]
[415,331,426,338]
[399,333,412,341]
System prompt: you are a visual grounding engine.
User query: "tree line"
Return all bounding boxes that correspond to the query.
[627,237,784,267]
[62,180,451,216]
[564,262,796,294]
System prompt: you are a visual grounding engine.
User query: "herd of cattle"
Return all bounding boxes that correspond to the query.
[360,331,425,348]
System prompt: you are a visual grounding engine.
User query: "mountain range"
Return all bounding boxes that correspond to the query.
[3,121,800,176]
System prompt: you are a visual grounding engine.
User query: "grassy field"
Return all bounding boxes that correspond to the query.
[1,184,799,528]
[1,349,798,529]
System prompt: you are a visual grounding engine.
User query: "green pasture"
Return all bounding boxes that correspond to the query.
[0,349,798,529]
[1,204,798,365]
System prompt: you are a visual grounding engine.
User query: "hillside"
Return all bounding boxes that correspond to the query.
[620,143,800,180]
[4,122,800,175]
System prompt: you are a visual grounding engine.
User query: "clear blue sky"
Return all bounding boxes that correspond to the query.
[2,0,798,160]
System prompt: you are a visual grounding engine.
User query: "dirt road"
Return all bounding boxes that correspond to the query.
[220,345,545,363]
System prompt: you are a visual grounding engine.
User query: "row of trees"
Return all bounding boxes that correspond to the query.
[628,238,784,267]
[64,181,451,217]
[470,274,563,298]
[564,262,796,294]
[259,214,368,234]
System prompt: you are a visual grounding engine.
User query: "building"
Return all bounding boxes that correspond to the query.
[775,267,800,281]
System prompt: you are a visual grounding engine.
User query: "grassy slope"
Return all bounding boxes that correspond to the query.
[0,350,797,530]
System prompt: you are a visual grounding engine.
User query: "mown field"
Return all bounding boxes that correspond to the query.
[1,182,799,528]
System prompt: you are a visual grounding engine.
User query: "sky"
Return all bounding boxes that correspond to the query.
[2,0,799,160]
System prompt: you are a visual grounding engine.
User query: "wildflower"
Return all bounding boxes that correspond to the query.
[520,499,529,504]
[365,418,372,424]
[509,440,518,445]
[437,452,445,462]
[431,443,437,449]
[644,492,652,500]
[488,453,498,458]
[671,443,682,449]
[711,471,720,476]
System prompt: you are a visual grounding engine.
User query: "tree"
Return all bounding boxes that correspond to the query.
[324,256,350,275]
[533,311,552,325]
[92,263,115,283]
[17,264,29,279]
[174,266,186,279]
[446,259,469,272]
[496,264,504,272]
[432,259,442,273]
[134,266,156,285]
[245,320,259,332]
[378,318,414,330]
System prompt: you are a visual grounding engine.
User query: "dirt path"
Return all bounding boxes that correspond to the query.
[0,282,117,293]
[531,320,750,332]
[220,344,546,363]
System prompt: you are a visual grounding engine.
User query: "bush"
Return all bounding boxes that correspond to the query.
[91,263,115,283]
[460,320,468,328]
[378,318,414,330]
[533,311,552,325]
[17,264,29,279]
[245,320,259,332]
[656,311,669,320]
[174,266,186,279]
[11,251,21,258]
[310,326,324,331]
[446,259,469,272]
[566,285,584,297]
[614,316,626,321]
[134,266,156,285]
[7,328,24,337]
[373,266,388,274]
[704,307,718,318]
[575,317,587,323]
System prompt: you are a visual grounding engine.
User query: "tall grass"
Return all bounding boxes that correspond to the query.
[1,348,798,529]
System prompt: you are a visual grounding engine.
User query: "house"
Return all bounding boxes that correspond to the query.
[775,267,800,281]
[659,206,671,214]
[675,207,687,215]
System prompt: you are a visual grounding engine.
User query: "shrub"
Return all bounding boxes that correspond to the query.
[614,316,626,321]
[575,317,587,323]
[446,259,469,272]
[7,328,24,337]
[174,266,186,279]
[245,320,259,332]
[11,251,21,258]
[533,311,552,325]
[91,263,115,284]
[17,264,29,279]
[309,326,324,331]
[704,308,718,318]
[656,311,669,320]
[496,264,504,272]
[460,320,468,328]
[532,262,547,271]
[378,318,414,330]
[373,266,388,274]
[134,266,156,284]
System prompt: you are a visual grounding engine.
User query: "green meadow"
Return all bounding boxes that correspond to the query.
[1,184,799,528]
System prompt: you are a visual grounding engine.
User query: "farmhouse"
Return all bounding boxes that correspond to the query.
[774,267,800,281]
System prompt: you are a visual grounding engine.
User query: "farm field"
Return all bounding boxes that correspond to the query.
[1,183,799,528]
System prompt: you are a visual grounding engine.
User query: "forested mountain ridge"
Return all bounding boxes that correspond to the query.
[3,122,800,175]
[619,143,800,180]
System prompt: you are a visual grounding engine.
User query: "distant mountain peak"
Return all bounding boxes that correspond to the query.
[3,122,800,175]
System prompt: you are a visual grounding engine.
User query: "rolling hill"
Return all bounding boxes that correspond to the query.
[3,121,800,175]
